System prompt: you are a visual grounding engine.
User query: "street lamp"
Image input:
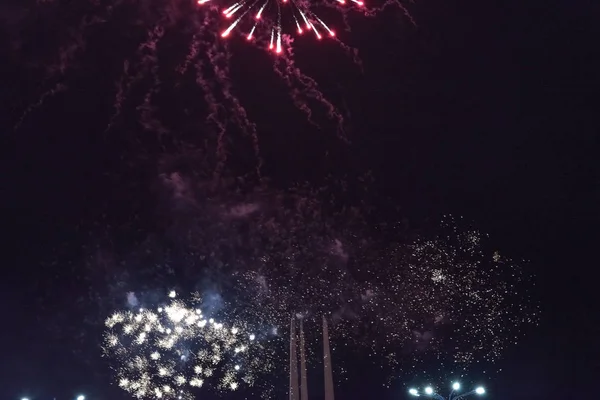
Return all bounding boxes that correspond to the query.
[408,382,486,400]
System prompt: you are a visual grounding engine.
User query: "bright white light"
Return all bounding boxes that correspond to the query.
[168,290,176,298]
[408,388,419,396]
[452,382,460,390]
[475,387,485,395]
[425,387,433,395]
[77,395,85,400]
[249,334,255,341]
[21,397,30,400]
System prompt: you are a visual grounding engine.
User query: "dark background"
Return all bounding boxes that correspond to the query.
[2,0,599,399]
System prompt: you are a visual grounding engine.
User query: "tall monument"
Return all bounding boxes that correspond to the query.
[322,315,335,400]
[299,319,309,400]
[289,317,299,400]
[289,315,335,400]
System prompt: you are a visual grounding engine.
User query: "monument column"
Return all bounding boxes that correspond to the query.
[289,317,299,400]
[299,319,309,400]
[322,315,334,400]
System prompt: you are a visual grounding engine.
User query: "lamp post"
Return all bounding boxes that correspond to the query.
[408,382,486,400]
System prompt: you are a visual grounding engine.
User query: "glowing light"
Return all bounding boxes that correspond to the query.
[247,25,256,40]
[221,18,242,38]
[76,396,85,400]
[212,0,363,49]
[409,388,419,396]
[452,382,460,390]
[425,387,433,395]
[475,387,485,395]
[104,292,256,399]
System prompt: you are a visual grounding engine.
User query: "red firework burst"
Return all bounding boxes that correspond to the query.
[197,0,364,53]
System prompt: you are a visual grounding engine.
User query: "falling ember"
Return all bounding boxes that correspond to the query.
[256,2,267,19]
[247,25,257,40]
[223,3,238,14]
[276,30,282,54]
[221,18,242,37]
[299,11,311,30]
[224,3,243,18]
[315,17,335,37]
[309,22,322,39]
[269,29,274,50]
[293,16,303,34]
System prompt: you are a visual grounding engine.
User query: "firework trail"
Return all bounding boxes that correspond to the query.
[13,83,67,131]
[137,25,171,137]
[274,41,346,138]
[14,0,124,132]
[205,39,262,175]
[13,0,413,175]
[104,60,131,135]
[177,35,202,77]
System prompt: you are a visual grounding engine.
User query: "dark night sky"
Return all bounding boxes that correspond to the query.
[1,0,599,399]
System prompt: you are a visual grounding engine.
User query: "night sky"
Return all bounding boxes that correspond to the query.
[1,0,599,399]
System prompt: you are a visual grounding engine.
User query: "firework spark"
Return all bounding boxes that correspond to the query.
[103,291,268,399]
[205,0,364,51]
[138,179,538,382]
[84,179,537,392]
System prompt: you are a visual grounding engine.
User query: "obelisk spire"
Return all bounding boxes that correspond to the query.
[299,319,309,400]
[289,316,299,400]
[322,315,335,400]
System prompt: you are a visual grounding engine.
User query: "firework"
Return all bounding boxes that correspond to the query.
[12,0,414,165]
[90,180,538,391]
[144,179,538,381]
[229,215,539,380]
[207,0,364,53]
[103,291,265,399]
